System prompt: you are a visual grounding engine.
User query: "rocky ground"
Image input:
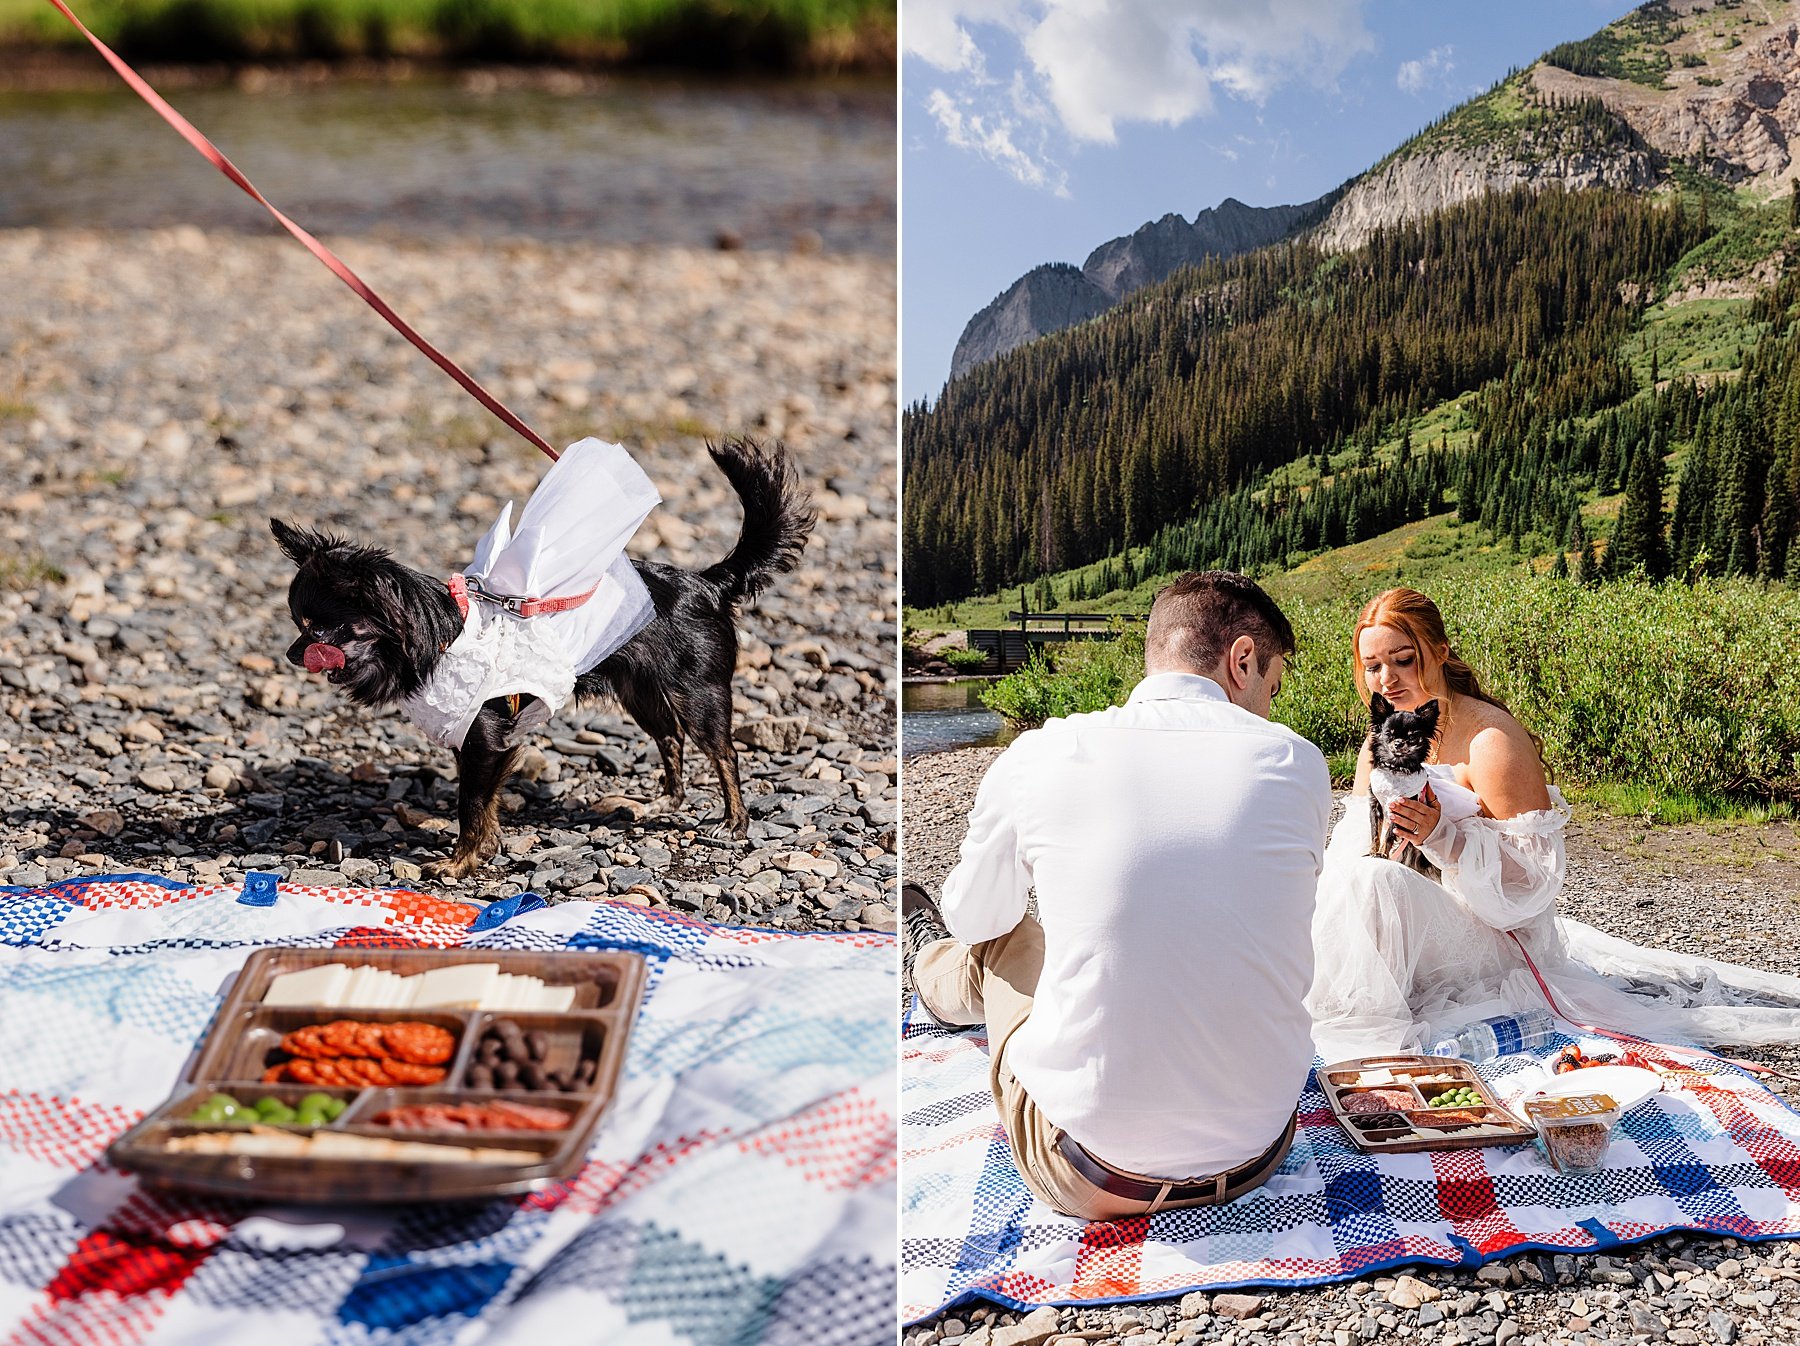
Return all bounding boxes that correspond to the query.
[903,745,1800,1346]
[0,228,896,932]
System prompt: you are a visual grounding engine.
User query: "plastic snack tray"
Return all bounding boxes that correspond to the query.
[107,947,646,1202]
[1320,1054,1536,1154]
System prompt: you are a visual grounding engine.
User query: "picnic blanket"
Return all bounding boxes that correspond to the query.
[902,1000,1800,1322]
[0,873,895,1346]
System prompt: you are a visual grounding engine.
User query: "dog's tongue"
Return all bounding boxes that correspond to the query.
[303,642,346,673]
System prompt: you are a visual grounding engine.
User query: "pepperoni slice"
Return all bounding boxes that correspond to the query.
[384,1060,448,1086]
[382,1023,457,1065]
[322,1020,365,1054]
[483,1101,571,1131]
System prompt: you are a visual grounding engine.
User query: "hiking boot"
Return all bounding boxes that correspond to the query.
[901,880,948,972]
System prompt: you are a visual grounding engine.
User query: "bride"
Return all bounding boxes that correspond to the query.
[1307,586,1800,1064]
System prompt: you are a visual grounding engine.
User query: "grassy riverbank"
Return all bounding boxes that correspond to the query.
[969,572,1800,819]
[0,0,894,70]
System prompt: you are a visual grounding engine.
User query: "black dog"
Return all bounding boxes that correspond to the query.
[270,438,814,878]
[1368,691,1441,878]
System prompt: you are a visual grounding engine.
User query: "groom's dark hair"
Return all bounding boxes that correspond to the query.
[1147,571,1295,675]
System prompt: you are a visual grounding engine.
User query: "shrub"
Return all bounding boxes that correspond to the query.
[942,647,989,673]
[977,574,1800,807]
[982,629,1145,725]
[1277,574,1800,804]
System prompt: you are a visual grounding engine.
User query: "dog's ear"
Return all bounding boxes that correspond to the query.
[1369,691,1394,721]
[1416,698,1441,727]
[270,518,328,566]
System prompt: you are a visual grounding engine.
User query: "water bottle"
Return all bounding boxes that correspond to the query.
[1431,1010,1558,1062]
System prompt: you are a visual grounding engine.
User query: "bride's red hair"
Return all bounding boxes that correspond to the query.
[1351,588,1496,708]
[1352,589,1544,768]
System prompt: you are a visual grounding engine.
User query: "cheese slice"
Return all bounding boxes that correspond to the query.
[263,963,352,1007]
[410,963,501,1010]
[535,983,576,1012]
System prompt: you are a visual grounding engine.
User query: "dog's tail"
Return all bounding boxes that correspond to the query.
[702,437,816,603]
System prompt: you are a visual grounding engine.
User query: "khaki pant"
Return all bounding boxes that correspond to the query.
[913,916,1289,1221]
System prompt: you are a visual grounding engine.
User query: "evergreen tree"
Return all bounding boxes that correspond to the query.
[1614,439,1670,578]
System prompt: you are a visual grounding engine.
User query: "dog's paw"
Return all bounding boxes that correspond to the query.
[423,854,485,881]
[702,816,751,843]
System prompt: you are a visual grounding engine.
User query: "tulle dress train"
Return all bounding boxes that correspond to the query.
[1306,765,1800,1063]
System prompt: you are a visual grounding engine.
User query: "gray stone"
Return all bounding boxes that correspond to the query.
[733,716,809,754]
[1214,1295,1264,1321]
[80,809,125,838]
[990,1307,1060,1346]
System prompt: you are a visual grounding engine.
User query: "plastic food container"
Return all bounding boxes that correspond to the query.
[1318,1055,1535,1153]
[1524,1091,1621,1173]
[106,947,645,1202]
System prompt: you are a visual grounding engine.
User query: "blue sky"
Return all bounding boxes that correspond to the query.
[902,0,1630,406]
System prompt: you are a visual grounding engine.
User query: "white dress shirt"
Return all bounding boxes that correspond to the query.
[941,672,1332,1177]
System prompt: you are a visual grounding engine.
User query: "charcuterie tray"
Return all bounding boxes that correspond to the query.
[1320,1054,1535,1154]
[107,947,645,1202]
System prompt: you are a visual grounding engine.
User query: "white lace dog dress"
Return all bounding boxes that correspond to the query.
[400,437,661,749]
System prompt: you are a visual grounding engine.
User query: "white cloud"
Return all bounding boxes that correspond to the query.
[1397,45,1456,95]
[904,0,1015,74]
[909,0,1373,189]
[927,87,1070,195]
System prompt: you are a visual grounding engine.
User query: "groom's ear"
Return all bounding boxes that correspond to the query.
[1370,691,1393,719]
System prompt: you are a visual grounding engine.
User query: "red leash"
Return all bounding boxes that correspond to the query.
[1507,930,1794,1082]
[44,0,560,463]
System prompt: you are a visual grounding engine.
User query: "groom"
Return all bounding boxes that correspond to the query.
[906,571,1332,1219]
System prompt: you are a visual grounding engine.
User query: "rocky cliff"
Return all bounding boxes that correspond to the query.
[1319,0,1800,250]
[948,264,1112,383]
[949,195,1331,382]
[948,1,1800,385]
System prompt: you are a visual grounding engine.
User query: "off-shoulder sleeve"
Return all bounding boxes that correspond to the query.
[1417,791,1570,931]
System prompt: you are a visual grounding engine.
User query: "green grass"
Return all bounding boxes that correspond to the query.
[0,0,895,68]
[0,555,66,591]
[978,572,1800,814]
[1542,2,1679,88]
[1572,781,1796,825]
[1665,188,1793,290]
[1631,296,1760,386]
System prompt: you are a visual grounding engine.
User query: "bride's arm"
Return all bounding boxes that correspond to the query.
[1351,736,1373,797]
[1415,723,1566,930]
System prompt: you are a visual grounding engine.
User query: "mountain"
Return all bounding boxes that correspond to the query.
[948,194,1333,382]
[947,0,1800,388]
[1319,0,1800,249]
[905,0,1800,611]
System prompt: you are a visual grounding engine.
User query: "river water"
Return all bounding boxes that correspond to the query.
[0,75,893,253]
[901,679,1018,758]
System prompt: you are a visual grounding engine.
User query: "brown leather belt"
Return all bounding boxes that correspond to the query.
[1057,1110,1298,1207]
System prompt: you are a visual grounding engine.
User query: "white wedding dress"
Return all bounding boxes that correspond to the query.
[1307,764,1800,1063]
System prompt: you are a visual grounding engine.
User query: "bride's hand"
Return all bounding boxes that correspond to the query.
[1388,783,1442,850]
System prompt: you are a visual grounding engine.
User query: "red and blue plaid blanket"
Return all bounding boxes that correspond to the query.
[0,874,895,1345]
[902,1001,1800,1322]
